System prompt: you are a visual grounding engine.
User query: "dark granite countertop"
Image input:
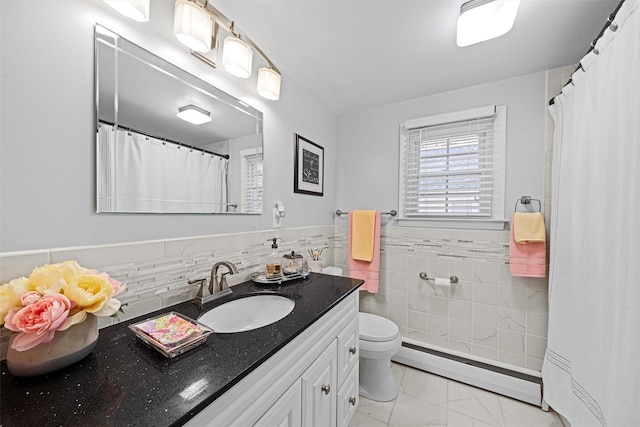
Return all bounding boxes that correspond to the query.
[1,273,362,427]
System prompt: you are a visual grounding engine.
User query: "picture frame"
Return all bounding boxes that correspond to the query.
[294,134,324,196]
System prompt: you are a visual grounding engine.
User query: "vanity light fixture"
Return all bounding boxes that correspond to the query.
[172,0,282,101]
[221,35,253,79]
[177,105,212,125]
[104,0,150,22]
[257,67,282,101]
[457,0,521,47]
[173,0,213,53]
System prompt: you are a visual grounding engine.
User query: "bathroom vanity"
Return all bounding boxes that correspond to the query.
[0,273,362,426]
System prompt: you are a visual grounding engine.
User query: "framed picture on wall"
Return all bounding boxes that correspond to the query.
[294,134,324,196]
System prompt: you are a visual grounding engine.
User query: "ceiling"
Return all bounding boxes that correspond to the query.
[215,0,620,116]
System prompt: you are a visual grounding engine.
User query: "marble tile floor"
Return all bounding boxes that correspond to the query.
[350,363,562,427]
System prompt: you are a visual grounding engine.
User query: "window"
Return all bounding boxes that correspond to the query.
[399,105,506,227]
[240,147,263,214]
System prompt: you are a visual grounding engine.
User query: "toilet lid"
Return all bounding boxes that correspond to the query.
[359,313,399,342]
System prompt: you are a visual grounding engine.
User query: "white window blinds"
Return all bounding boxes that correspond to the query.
[400,106,506,220]
[240,148,263,214]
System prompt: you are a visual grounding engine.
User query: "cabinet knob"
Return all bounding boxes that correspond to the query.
[321,384,331,395]
[349,347,357,355]
[349,397,357,406]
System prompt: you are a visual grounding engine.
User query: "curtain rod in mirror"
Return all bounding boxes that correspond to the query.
[98,120,229,159]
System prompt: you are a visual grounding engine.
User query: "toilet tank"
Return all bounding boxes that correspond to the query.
[322,266,343,276]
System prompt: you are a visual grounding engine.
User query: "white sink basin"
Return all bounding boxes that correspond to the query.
[198,294,295,333]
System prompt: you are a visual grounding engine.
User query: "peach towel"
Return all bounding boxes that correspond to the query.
[351,210,377,261]
[349,211,381,293]
[513,212,546,243]
[509,217,546,278]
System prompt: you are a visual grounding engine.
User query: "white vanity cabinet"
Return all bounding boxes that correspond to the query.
[254,379,302,427]
[337,363,359,427]
[185,291,360,427]
[302,340,337,427]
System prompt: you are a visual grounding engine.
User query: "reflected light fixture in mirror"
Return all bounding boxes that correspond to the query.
[177,105,212,125]
[257,67,282,101]
[174,0,213,53]
[222,36,254,79]
[457,0,520,47]
[104,0,150,22]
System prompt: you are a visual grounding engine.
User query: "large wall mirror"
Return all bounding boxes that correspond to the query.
[95,25,263,214]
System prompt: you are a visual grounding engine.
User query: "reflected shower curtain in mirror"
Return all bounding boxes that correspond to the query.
[544,0,640,425]
[97,124,228,213]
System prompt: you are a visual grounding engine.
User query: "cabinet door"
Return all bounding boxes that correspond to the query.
[337,317,358,386]
[254,379,302,427]
[302,339,338,427]
[337,362,359,427]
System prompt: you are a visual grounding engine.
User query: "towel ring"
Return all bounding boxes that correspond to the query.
[514,196,541,213]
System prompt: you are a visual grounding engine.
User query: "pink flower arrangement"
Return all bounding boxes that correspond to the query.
[0,261,126,351]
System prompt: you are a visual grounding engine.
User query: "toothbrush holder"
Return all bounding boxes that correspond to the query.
[307,258,325,273]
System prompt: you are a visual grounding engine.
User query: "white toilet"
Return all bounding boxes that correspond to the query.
[322,267,402,402]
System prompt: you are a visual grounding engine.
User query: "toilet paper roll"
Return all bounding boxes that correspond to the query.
[433,277,450,287]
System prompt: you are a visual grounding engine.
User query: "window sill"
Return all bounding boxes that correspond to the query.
[397,218,508,231]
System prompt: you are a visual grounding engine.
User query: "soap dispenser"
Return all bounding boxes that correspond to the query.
[266,238,283,278]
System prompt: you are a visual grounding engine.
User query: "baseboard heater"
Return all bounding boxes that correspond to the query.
[393,340,542,406]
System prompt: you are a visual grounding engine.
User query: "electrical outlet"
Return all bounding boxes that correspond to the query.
[273,208,282,228]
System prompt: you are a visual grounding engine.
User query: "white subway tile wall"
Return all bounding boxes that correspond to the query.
[335,222,550,371]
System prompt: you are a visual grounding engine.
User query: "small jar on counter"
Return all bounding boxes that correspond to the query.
[282,251,304,275]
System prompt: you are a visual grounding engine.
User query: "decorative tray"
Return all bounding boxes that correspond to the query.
[250,269,310,285]
[129,312,213,358]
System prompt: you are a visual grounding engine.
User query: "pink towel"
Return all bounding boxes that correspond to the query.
[509,220,546,278]
[349,211,381,293]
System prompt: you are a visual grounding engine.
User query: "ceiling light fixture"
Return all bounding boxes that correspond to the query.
[177,105,212,125]
[104,0,150,22]
[457,0,521,47]
[173,0,213,53]
[172,0,282,101]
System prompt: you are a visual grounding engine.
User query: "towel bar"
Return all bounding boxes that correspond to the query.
[514,196,541,213]
[335,209,397,216]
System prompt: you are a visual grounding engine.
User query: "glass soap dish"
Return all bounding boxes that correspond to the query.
[129,312,213,358]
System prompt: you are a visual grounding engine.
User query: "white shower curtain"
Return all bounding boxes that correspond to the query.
[97,124,228,213]
[544,0,640,425]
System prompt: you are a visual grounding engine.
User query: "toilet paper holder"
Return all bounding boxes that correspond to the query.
[419,272,459,284]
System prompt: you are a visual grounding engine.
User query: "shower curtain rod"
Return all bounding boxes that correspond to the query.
[98,120,230,160]
[549,0,626,106]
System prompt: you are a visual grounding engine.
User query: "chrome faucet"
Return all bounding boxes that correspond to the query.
[191,261,238,305]
[210,261,238,294]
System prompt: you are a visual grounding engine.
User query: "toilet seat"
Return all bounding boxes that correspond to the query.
[359,313,399,342]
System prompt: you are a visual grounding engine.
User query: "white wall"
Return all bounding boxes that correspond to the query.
[0,0,337,252]
[335,72,547,219]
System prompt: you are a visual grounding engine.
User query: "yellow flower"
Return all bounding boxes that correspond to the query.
[28,260,86,294]
[63,273,119,316]
[0,278,30,326]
